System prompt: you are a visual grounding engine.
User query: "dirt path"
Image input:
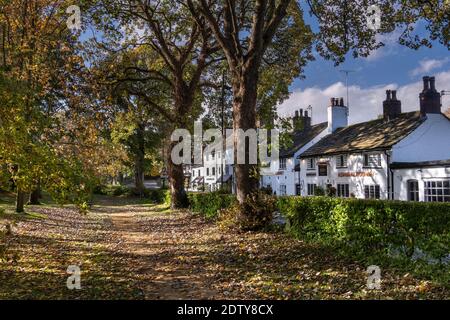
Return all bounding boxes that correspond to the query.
[107,208,220,299]
[1,195,448,299]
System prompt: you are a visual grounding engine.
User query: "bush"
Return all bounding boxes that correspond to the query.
[93,185,130,197]
[93,185,170,205]
[188,192,236,219]
[239,192,276,231]
[278,196,450,263]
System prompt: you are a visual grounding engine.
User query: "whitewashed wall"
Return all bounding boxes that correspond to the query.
[300,152,390,199]
[393,166,450,201]
[261,127,328,196]
[392,114,450,162]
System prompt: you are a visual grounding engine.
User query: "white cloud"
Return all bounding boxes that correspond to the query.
[410,58,450,77]
[278,70,450,125]
[364,30,403,62]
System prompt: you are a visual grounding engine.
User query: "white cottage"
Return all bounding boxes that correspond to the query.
[299,76,450,202]
[261,110,328,196]
[190,138,235,193]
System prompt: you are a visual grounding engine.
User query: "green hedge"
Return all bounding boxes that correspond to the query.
[188,192,236,219]
[277,196,450,262]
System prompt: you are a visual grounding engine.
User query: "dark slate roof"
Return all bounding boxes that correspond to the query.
[280,122,327,158]
[301,111,425,158]
[391,160,450,169]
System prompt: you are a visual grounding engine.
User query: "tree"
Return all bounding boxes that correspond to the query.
[189,0,449,225]
[87,0,219,208]
[0,0,99,212]
[188,0,312,212]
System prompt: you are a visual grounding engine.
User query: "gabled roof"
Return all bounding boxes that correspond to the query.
[280,122,327,158]
[301,111,425,158]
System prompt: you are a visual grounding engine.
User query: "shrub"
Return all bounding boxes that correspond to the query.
[188,192,236,219]
[239,191,276,230]
[278,196,450,263]
[93,185,130,197]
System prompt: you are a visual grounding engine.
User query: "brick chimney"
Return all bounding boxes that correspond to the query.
[293,108,311,131]
[328,97,348,133]
[383,89,402,120]
[420,76,441,115]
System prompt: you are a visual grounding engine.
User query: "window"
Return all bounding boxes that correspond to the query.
[218,166,222,174]
[217,151,221,159]
[279,158,287,170]
[206,168,210,176]
[307,184,317,196]
[365,185,381,199]
[337,184,350,198]
[211,151,215,160]
[212,167,216,176]
[279,185,287,196]
[364,153,381,168]
[408,180,419,202]
[336,155,348,168]
[225,166,229,175]
[425,180,450,202]
[295,184,301,195]
[318,164,328,176]
[307,158,315,170]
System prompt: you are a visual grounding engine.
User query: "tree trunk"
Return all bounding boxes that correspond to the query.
[16,190,26,213]
[29,180,41,205]
[134,123,146,196]
[167,140,188,209]
[232,67,260,206]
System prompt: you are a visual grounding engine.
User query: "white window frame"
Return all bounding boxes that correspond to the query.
[307,184,317,196]
[364,153,382,168]
[364,185,381,199]
[424,180,450,202]
[337,184,350,198]
[279,184,287,196]
[279,158,287,170]
[336,154,348,168]
[307,158,316,170]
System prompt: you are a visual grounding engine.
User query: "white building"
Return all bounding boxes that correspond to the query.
[299,76,450,202]
[261,109,328,196]
[190,139,234,193]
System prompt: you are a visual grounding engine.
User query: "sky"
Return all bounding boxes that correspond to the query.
[278,32,450,125]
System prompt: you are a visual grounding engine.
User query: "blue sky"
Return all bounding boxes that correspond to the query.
[293,39,450,89]
[280,34,450,125]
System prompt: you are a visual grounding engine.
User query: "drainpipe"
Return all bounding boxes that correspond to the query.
[385,150,393,200]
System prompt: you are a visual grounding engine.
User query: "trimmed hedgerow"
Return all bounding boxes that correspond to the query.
[188,192,236,219]
[277,196,450,263]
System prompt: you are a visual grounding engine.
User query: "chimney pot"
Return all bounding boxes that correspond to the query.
[340,98,344,107]
[430,77,436,91]
[305,110,309,117]
[423,76,430,91]
[330,98,335,107]
[392,90,397,100]
[295,110,299,118]
[386,90,392,101]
